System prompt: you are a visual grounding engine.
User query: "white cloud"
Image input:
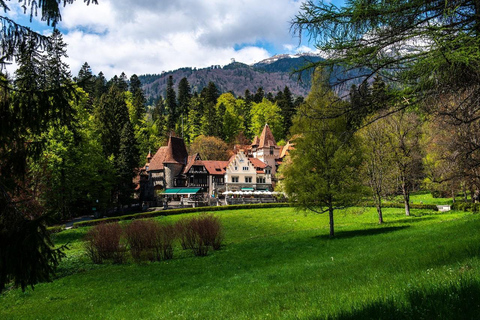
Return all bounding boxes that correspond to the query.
[6,0,313,79]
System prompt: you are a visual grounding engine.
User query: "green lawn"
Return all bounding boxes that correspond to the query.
[1,207,480,319]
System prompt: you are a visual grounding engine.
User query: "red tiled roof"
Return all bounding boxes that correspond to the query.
[163,136,188,164]
[252,136,260,146]
[258,124,276,148]
[148,146,168,171]
[203,161,229,175]
[183,153,201,174]
[249,157,267,169]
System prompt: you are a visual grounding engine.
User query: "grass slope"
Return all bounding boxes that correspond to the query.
[1,206,480,319]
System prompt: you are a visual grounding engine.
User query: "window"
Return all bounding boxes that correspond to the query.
[245,177,252,183]
[234,166,238,171]
[270,146,274,155]
[242,166,249,171]
[232,176,239,183]
[256,177,266,184]
[265,168,271,174]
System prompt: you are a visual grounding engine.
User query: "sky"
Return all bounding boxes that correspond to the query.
[4,0,344,79]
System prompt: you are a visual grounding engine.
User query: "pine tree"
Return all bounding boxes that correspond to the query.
[93,71,108,101]
[129,74,146,125]
[177,77,192,116]
[116,120,139,207]
[165,75,177,132]
[76,62,95,96]
[118,72,129,92]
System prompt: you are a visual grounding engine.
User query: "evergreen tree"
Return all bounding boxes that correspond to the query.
[177,77,192,116]
[277,86,295,139]
[76,62,95,96]
[0,0,98,294]
[118,72,129,92]
[202,81,220,106]
[165,75,177,132]
[253,87,265,103]
[116,120,139,207]
[129,74,146,125]
[96,85,130,158]
[93,71,108,101]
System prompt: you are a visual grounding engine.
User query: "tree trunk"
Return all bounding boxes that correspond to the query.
[376,205,384,224]
[402,185,410,216]
[403,188,410,216]
[452,188,456,204]
[328,205,334,238]
[375,193,384,224]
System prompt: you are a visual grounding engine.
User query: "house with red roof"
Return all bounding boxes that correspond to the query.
[138,136,189,200]
[183,154,229,196]
[225,150,272,192]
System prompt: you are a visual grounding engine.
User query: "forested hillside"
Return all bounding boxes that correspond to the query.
[139,54,322,102]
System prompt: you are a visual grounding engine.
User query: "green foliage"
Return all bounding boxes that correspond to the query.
[281,71,365,236]
[250,98,283,140]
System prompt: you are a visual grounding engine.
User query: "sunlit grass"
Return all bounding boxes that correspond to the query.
[1,207,480,319]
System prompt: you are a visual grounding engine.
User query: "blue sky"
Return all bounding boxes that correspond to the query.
[5,0,345,79]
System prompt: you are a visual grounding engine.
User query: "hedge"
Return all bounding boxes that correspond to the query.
[362,202,438,211]
[451,202,480,212]
[72,203,293,228]
[47,225,66,234]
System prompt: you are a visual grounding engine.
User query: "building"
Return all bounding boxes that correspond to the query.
[224,150,272,191]
[183,154,229,196]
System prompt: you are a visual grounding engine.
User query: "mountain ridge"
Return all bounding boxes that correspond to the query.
[139,53,323,101]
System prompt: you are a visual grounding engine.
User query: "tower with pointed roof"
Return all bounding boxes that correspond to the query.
[252,124,281,176]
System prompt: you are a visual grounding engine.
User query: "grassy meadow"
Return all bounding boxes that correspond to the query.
[1,201,480,319]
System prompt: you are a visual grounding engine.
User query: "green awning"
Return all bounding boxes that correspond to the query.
[241,188,254,191]
[178,188,201,194]
[162,188,182,194]
[162,188,201,195]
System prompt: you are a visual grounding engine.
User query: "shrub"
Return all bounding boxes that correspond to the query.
[84,222,125,264]
[175,218,198,250]
[124,219,177,262]
[196,214,223,250]
[175,214,224,256]
[125,219,158,262]
[157,223,176,260]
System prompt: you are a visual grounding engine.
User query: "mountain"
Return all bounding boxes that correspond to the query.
[139,53,323,101]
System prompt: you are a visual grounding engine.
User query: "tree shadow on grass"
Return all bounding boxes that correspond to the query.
[326,278,480,320]
[314,226,409,240]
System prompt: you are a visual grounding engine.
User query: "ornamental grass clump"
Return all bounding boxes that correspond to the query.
[84,222,125,264]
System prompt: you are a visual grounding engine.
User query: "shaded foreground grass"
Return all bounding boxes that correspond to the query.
[1,207,480,319]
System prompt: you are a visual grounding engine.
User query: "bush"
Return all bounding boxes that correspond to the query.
[196,214,223,250]
[157,223,176,260]
[175,214,224,256]
[124,219,176,262]
[84,222,125,264]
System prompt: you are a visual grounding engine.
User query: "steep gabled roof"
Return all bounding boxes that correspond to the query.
[252,136,260,146]
[163,136,188,165]
[183,153,201,174]
[258,124,277,148]
[148,146,168,171]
